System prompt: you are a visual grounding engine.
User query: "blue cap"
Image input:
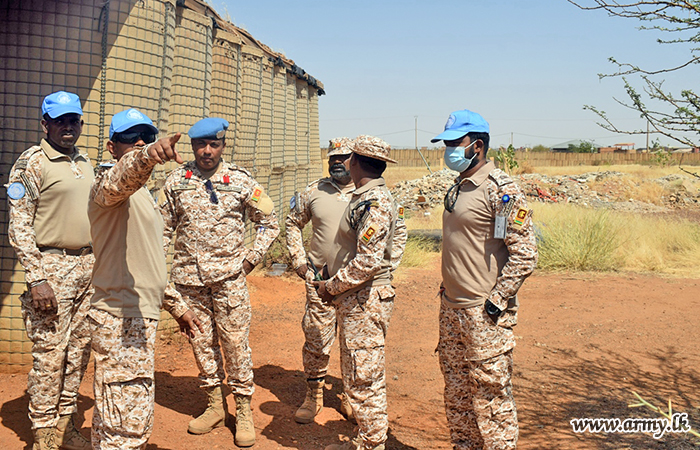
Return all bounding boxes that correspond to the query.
[431,109,490,143]
[109,108,159,139]
[188,117,229,140]
[41,91,83,119]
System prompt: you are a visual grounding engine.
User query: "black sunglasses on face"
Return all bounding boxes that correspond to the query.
[112,130,157,144]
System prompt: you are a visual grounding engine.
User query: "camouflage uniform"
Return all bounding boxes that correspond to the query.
[285,177,355,379]
[7,139,94,430]
[439,162,538,450]
[325,138,402,449]
[89,145,186,449]
[160,160,279,395]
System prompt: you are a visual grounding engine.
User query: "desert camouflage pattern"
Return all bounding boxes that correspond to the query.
[484,168,538,312]
[160,159,279,286]
[324,176,400,449]
[20,253,93,429]
[7,143,94,430]
[90,146,158,209]
[337,285,395,448]
[174,273,255,396]
[326,178,397,295]
[326,137,353,157]
[390,202,406,273]
[285,176,355,378]
[89,308,158,450]
[439,306,517,450]
[286,177,354,270]
[7,142,93,284]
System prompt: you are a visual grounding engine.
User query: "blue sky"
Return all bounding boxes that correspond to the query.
[213,0,697,149]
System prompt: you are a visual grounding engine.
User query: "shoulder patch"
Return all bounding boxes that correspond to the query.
[361,223,378,244]
[398,206,404,220]
[6,182,26,200]
[511,207,532,231]
[251,187,262,203]
[289,193,296,210]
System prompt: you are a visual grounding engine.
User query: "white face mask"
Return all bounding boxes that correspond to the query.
[443,140,477,173]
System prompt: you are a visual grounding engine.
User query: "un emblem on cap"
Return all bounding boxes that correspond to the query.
[445,114,456,129]
[127,109,144,120]
[56,92,72,104]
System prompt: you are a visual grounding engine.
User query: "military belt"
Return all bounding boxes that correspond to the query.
[39,246,92,256]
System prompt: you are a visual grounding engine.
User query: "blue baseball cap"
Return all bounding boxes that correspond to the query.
[109,108,158,139]
[431,109,490,143]
[41,91,83,119]
[188,117,229,140]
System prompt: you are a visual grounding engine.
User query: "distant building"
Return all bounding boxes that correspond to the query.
[551,139,598,152]
[599,143,635,153]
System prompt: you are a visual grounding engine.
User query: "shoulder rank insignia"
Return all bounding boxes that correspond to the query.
[361,223,378,244]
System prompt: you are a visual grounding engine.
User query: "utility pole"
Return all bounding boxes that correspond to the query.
[414,116,418,150]
[413,115,432,173]
[646,120,650,151]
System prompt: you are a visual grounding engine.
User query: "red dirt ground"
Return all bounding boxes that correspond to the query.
[1,263,699,449]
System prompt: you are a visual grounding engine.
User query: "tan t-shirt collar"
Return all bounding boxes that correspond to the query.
[353,177,385,195]
[40,139,85,162]
[459,160,495,188]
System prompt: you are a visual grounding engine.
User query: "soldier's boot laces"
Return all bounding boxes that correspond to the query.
[54,415,90,450]
[188,385,229,435]
[32,427,59,450]
[234,394,255,447]
[339,392,356,424]
[324,437,385,450]
[294,379,325,424]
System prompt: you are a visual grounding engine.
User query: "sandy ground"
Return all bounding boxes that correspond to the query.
[1,263,699,449]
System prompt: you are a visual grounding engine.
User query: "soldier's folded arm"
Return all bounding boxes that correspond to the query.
[487,187,538,311]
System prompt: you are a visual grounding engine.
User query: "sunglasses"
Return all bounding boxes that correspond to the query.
[112,130,157,144]
[204,180,218,204]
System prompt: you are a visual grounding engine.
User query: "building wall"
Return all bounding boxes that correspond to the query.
[0,0,323,371]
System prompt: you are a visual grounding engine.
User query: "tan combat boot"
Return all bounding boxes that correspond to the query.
[294,379,324,424]
[54,415,90,450]
[234,394,255,447]
[32,427,59,450]
[339,392,356,424]
[324,437,385,450]
[188,385,229,434]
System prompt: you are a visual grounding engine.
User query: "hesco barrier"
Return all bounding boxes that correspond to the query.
[0,0,324,372]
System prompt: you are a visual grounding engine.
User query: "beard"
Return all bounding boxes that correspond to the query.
[329,163,351,183]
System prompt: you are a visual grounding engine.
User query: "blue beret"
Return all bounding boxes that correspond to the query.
[188,118,229,140]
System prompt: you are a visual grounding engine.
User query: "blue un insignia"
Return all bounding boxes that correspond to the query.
[7,182,26,200]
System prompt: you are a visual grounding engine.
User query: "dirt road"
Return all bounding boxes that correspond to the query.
[1,263,698,449]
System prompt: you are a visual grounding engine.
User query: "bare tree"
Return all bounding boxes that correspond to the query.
[569,1,700,147]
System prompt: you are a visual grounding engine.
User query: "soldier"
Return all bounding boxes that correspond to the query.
[88,108,201,449]
[6,91,93,450]
[314,136,402,450]
[160,117,280,447]
[431,109,538,450]
[285,137,357,424]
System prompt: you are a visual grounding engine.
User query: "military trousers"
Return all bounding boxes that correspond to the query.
[20,252,94,429]
[302,274,338,379]
[175,272,254,396]
[336,285,394,449]
[89,308,158,450]
[438,304,518,450]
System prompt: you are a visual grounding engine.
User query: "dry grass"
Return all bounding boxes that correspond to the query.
[404,205,444,230]
[383,166,434,188]
[532,203,700,277]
